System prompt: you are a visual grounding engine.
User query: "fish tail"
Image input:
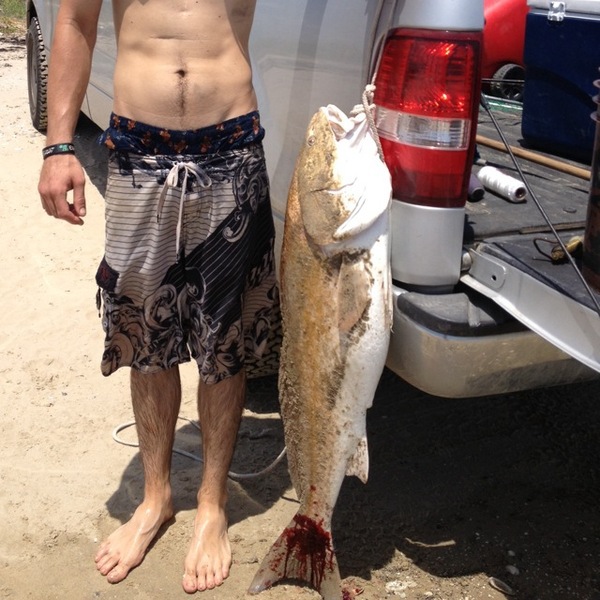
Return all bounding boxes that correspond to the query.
[248,513,342,599]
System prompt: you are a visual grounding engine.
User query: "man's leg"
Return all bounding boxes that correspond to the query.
[95,366,182,583]
[182,369,246,593]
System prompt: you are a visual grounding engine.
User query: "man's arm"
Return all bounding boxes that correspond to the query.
[38,0,103,225]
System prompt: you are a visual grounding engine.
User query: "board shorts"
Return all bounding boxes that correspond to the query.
[95,112,280,385]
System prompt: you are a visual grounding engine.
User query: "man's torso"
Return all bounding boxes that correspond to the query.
[111,0,258,130]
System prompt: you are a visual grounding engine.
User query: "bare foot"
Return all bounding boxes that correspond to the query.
[182,504,232,593]
[95,500,174,584]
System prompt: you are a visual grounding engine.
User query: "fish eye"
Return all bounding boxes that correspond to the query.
[307,135,316,147]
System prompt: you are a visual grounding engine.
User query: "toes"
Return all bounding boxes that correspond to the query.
[95,545,135,584]
[210,564,226,589]
[96,553,119,576]
[182,570,198,594]
[107,564,130,584]
[182,564,223,593]
[198,565,214,591]
[94,543,110,563]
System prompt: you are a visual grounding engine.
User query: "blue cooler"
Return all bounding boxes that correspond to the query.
[521,0,600,161]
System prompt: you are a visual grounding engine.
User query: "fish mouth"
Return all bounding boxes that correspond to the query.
[310,180,357,195]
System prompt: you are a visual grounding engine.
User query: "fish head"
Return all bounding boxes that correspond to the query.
[295,105,391,252]
[297,107,340,194]
[296,106,359,248]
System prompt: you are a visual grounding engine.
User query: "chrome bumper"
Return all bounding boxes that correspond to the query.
[386,287,598,398]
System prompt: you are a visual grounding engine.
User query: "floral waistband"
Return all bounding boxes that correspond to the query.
[99,111,264,156]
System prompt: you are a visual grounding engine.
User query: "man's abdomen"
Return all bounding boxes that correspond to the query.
[112,43,256,131]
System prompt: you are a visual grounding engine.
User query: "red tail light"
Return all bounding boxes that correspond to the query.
[374,28,483,208]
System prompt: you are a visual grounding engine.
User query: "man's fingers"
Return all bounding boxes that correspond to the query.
[73,199,86,217]
[61,201,84,225]
[40,195,52,216]
[39,179,64,218]
[72,191,87,218]
[40,192,60,218]
[39,182,86,224]
[41,194,84,225]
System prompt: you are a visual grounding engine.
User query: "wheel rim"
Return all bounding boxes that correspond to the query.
[492,65,525,102]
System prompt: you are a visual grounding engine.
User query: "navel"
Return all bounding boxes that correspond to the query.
[175,68,188,113]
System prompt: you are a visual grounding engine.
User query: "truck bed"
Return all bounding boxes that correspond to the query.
[462,98,600,369]
[469,97,590,242]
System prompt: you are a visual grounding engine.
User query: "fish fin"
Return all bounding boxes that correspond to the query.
[248,514,342,600]
[346,435,369,483]
[337,259,371,334]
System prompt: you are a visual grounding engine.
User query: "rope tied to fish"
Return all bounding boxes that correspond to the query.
[352,83,385,162]
[349,0,393,164]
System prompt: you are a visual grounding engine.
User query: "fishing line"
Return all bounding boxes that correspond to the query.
[112,416,287,482]
[480,93,600,318]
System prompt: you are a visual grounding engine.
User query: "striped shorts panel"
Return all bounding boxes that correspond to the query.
[96,143,279,384]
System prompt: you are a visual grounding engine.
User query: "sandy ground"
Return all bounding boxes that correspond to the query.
[2,35,600,600]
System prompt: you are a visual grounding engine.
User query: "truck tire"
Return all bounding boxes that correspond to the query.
[490,63,524,102]
[26,16,49,132]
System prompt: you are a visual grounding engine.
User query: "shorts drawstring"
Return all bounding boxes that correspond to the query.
[157,161,212,260]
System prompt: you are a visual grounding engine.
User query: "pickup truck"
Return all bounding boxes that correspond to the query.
[26,0,600,398]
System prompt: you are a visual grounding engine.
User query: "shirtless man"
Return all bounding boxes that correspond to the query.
[38,0,278,594]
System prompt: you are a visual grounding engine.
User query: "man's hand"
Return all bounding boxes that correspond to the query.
[39,153,87,225]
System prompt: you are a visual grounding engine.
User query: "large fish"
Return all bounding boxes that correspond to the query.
[248,104,392,600]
